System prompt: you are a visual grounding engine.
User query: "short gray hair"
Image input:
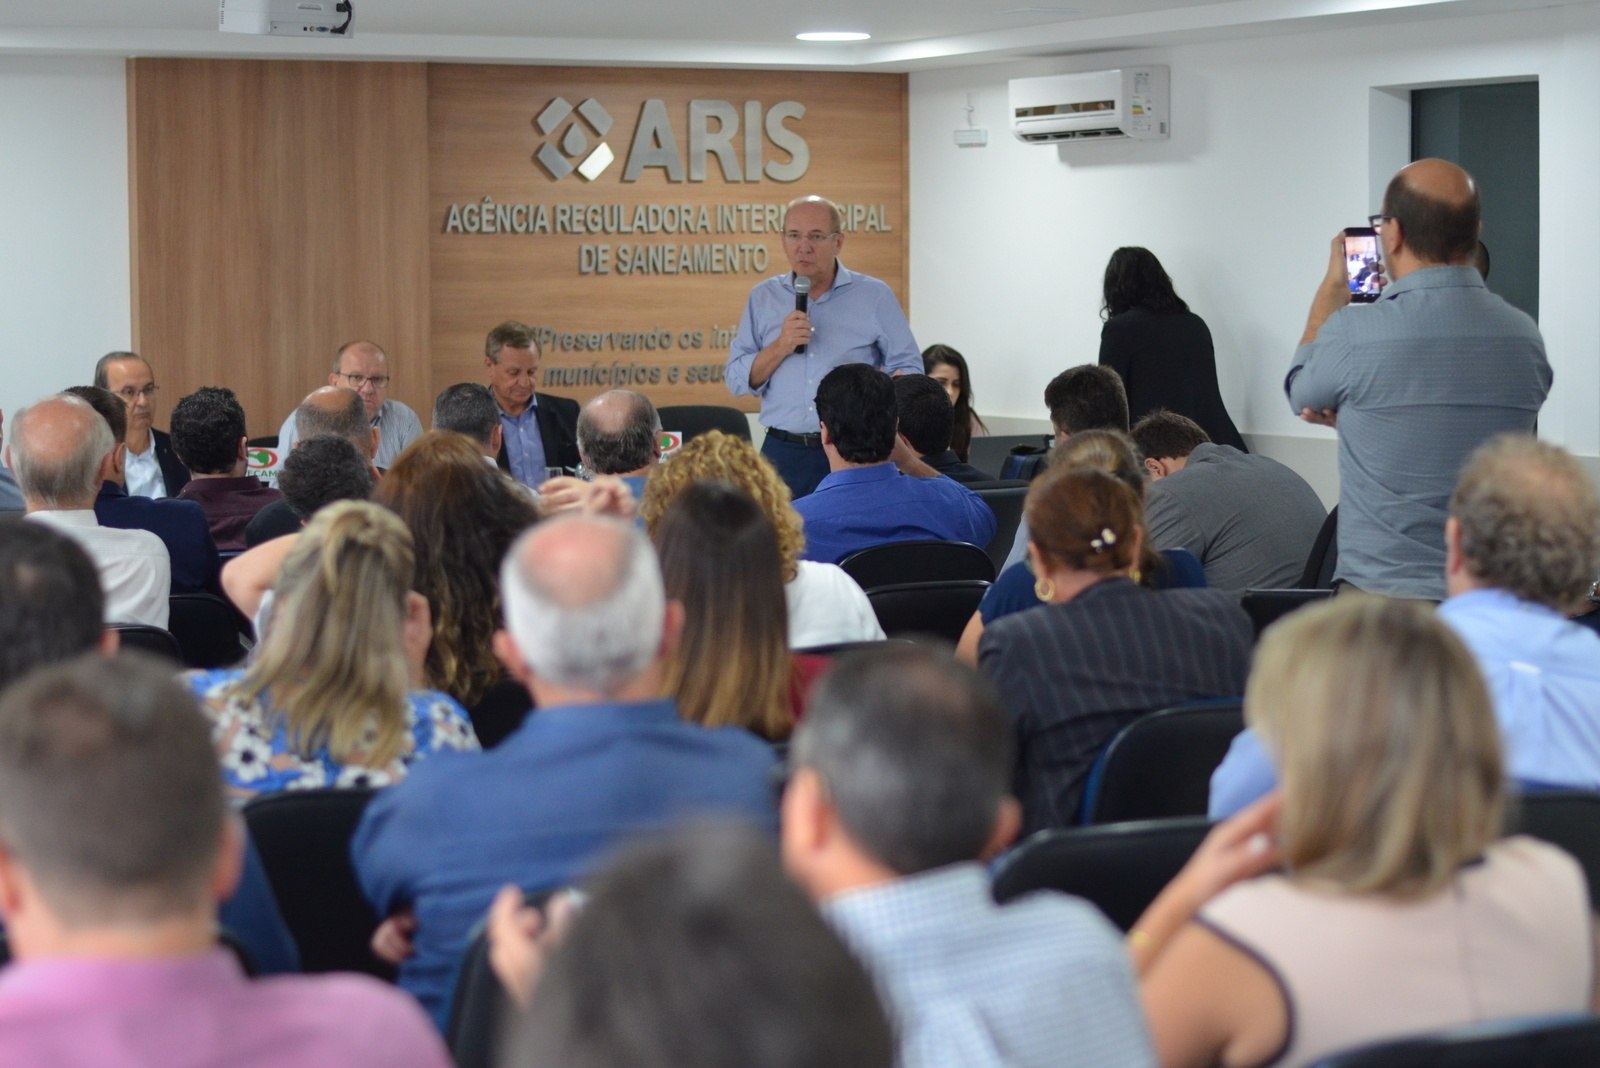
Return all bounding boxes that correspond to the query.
[9,396,114,508]
[1452,435,1600,612]
[432,383,499,448]
[500,515,664,694]
[295,389,370,451]
[577,391,660,475]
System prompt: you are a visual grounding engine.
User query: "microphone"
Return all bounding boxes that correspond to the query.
[793,275,811,354]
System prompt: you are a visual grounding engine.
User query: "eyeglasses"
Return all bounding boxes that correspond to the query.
[116,385,160,401]
[336,372,390,389]
[782,231,839,245]
[1368,214,1395,230]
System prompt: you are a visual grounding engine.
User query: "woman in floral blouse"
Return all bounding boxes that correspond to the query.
[187,501,479,799]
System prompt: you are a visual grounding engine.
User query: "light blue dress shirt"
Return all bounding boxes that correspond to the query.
[497,398,548,486]
[726,263,922,433]
[1208,588,1600,818]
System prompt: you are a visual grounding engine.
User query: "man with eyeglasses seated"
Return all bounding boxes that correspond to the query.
[93,351,190,499]
[275,340,423,470]
[726,195,922,500]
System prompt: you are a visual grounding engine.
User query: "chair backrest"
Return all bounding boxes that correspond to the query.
[1239,588,1335,643]
[167,592,253,669]
[967,434,1053,480]
[655,405,752,444]
[1505,790,1600,910]
[246,435,280,449]
[973,481,1029,573]
[1299,504,1340,589]
[446,889,555,1068]
[1081,702,1245,824]
[1306,1014,1600,1068]
[838,539,996,591]
[867,580,990,643]
[110,623,182,662]
[468,677,535,749]
[793,638,908,658]
[991,817,1212,931]
[999,448,1049,482]
[241,788,392,978]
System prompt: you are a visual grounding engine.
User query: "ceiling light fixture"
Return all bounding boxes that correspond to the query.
[796,31,871,41]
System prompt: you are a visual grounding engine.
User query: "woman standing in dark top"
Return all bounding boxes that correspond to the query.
[1097,247,1248,452]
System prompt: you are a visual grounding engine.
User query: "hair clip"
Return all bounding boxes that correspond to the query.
[1089,527,1117,553]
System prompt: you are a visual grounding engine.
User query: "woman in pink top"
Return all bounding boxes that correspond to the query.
[1130,596,1596,1068]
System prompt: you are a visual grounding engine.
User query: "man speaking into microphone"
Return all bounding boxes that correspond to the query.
[726,195,922,499]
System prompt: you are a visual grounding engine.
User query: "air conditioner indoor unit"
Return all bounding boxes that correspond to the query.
[1009,66,1169,144]
[219,0,352,36]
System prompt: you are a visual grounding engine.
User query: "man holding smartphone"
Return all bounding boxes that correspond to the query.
[1285,158,1550,600]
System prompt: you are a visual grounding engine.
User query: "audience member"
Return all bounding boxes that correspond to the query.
[6,395,169,627]
[1132,409,1326,592]
[0,411,23,515]
[0,655,449,1067]
[492,825,895,1068]
[795,364,994,564]
[922,343,988,463]
[980,466,1251,830]
[655,481,827,741]
[353,514,777,1028]
[93,350,190,498]
[432,382,503,458]
[1136,597,1594,1068]
[1288,159,1550,598]
[67,385,219,594]
[171,386,284,551]
[1211,434,1600,815]
[1001,363,1132,569]
[576,389,660,493]
[244,386,377,546]
[639,430,882,650]
[893,373,990,484]
[485,321,580,488]
[784,645,1154,1067]
[276,341,423,468]
[186,501,477,799]
[958,429,1206,663]
[374,431,538,713]
[1097,247,1247,451]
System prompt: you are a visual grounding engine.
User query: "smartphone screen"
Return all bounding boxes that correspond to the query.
[1343,227,1383,303]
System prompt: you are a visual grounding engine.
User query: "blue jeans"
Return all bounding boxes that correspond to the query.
[761,433,830,500]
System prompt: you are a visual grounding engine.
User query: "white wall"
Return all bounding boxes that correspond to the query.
[907,4,1600,499]
[0,56,131,423]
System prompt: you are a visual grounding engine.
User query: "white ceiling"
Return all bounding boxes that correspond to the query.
[0,0,1578,70]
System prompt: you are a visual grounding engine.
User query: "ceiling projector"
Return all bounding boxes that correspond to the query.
[219,0,353,36]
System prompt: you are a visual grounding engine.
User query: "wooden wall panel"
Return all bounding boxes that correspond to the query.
[427,66,908,410]
[128,59,431,438]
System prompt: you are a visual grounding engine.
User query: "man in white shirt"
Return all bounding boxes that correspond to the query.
[5,395,170,627]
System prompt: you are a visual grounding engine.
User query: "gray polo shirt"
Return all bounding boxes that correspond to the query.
[1287,266,1549,599]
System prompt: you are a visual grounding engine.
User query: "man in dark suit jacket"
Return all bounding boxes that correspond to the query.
[94,352,191,498]
[484,321,580,487]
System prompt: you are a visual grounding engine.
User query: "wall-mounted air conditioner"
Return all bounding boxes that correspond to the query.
[1009,66,1169,144]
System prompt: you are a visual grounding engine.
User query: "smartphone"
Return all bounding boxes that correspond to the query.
[1343,227,1383,303]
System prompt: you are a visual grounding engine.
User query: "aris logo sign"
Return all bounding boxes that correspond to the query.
[534,97,809,184]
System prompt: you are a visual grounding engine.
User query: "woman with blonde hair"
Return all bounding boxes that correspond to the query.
[1133,595,1595,1067]
[187,500,478,798]
[640,430,882,650]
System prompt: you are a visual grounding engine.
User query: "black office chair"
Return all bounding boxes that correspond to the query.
[446,889,557,1068]
[167,592,253,668]
[468,677,535,749]
[110,623,182,662]
[656,405,751,444]
[867,580,990,643]
[999,448,1049,482]
[246,435,280,450]
[793,638,909,658]
[1506,790,1600,911]
[967,434,1053,481]
[1307,1014,1600,1067]
[839,539,995,591]
[1299,505,1340,589]
[1239,588,1335,642]
[242,788,393,979]
[973,481,1029,574]
[991,817,1211,931]
[1079,702,1245,824]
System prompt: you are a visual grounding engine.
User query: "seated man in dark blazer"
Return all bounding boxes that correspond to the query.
[893,373,992,484]
[68,386,219,594]
[484,320,579,487]
[94,351,190,498]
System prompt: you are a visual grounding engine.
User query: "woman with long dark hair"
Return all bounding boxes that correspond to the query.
[1098,247,1246,451]
[922,344,989,462]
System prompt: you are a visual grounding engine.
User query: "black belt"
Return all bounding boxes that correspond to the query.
[766,428,822,447]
